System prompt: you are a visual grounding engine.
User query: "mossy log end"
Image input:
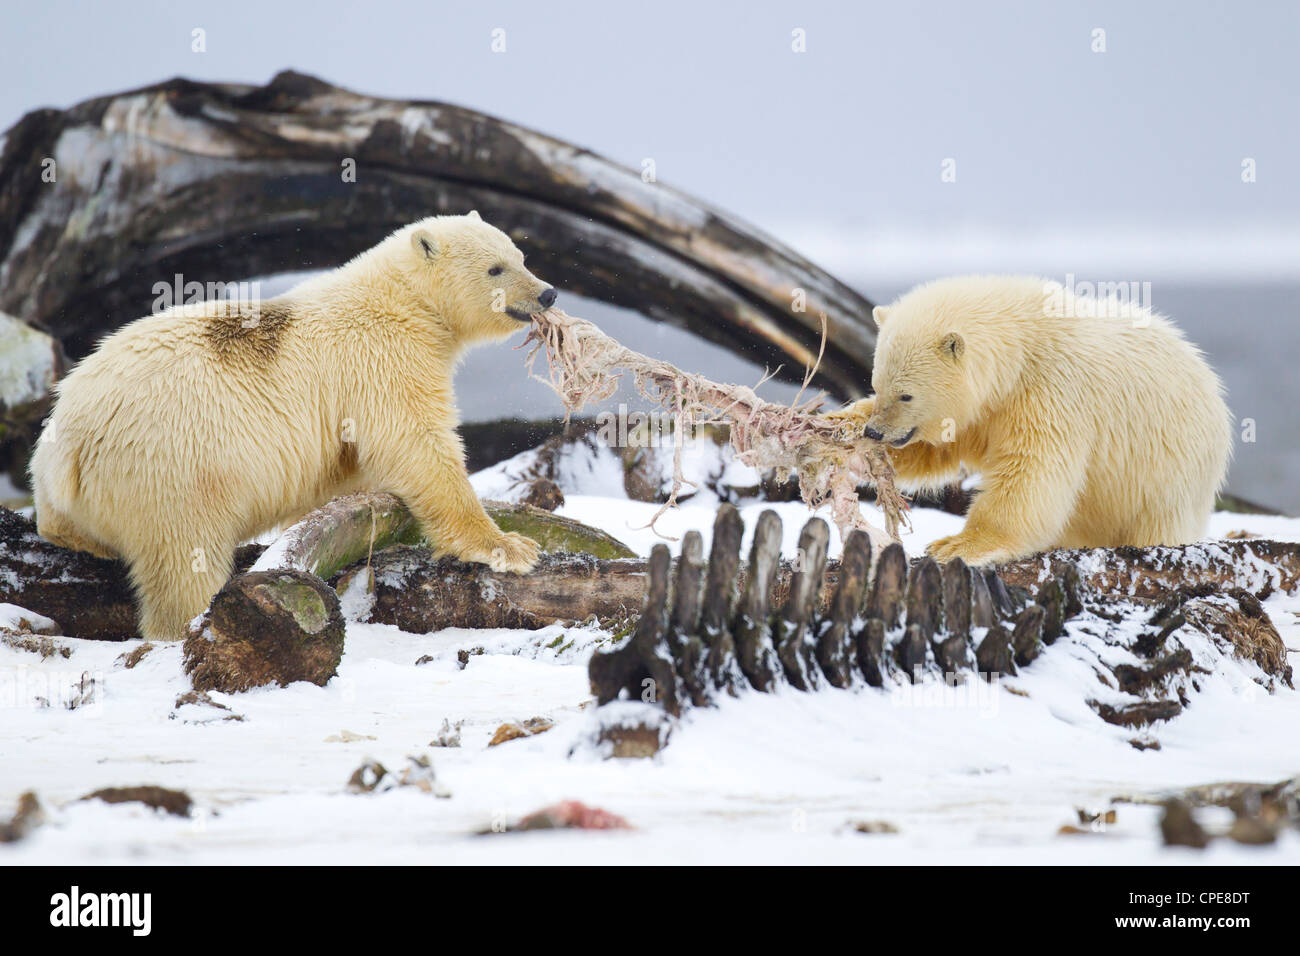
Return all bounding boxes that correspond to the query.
[184,570,345,693]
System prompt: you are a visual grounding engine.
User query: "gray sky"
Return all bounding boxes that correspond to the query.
[4,0,1297,261]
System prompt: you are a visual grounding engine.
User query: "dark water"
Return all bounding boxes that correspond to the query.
[452,281,1299,515]
[1148,282,1299,515]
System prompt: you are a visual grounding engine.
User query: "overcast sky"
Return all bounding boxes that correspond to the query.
[4,0,1297,275]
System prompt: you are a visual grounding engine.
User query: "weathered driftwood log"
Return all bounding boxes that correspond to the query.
[180,494,642,690]
[0,71,875,398]
[249,492,418,579]
[327,500,863,637]
[998,539,1300,601]
[0,495,634,640]
[248,490,634,578]
[239,492,640,638]
[0,506,137,641]
[588,507,1294,753]
[7,489,1300,650]
[335,548,651,632]
[330,512,833,634]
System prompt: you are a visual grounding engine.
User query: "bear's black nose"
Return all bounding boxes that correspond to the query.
[538,288,557,309]
[863,425,884,441]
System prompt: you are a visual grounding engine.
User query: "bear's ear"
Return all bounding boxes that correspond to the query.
[872,305,891,328]
[939,332,965,361]
[466,209,482,221]
[411,229,440,261]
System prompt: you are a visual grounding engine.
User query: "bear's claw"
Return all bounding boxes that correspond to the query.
[486,531,541,574]
[927,533,1016,567]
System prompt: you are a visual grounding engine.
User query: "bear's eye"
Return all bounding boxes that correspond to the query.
[488,265,504,277]
[899,394,913,402]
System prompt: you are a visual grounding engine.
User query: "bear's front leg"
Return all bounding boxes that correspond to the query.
[926,450,1084,566]
[416,469,540,573]
[371,426,540,574]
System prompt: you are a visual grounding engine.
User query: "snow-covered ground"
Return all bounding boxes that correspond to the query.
[2,454,1298,864]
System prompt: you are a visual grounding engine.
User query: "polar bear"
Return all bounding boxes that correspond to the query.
[31,213,553,639]
[828,275,1232,566]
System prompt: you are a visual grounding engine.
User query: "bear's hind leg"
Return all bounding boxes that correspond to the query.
[35,505,119,560]
[127,540,235,641]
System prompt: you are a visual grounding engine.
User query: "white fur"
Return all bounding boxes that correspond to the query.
[32,214,553,638]
[830,275,1233,565]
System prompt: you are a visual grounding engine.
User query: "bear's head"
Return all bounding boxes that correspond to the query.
[860,276,1035,447]
[399,212,557,343]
